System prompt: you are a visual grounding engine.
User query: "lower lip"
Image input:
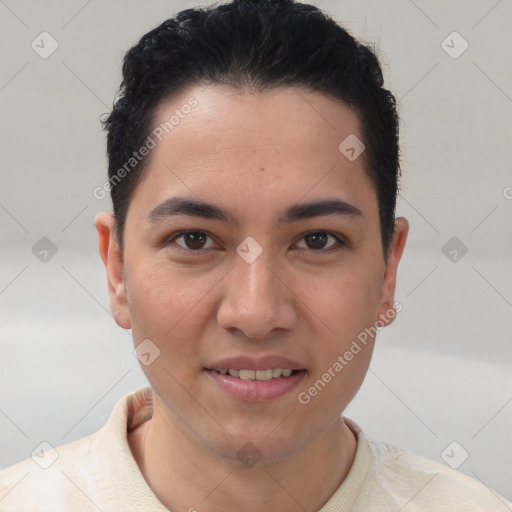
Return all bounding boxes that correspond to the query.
[205,369,306,402]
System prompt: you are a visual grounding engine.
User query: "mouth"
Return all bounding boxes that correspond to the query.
[204,367,307,401]
[212,368,300,380]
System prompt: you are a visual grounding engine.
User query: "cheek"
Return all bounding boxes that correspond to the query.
[125,259,219,359]
[294,272,379,416]
[126,265,204,387]
[297,266,382,341]
[126,261,195,339]
[129,265,173,322]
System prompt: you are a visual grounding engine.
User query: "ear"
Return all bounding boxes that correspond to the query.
[376,217,409,327]
[94,212,131,329]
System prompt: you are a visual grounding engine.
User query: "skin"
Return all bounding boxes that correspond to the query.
[95,84,408,512]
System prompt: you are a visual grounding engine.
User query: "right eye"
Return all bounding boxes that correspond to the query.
[166,230,219,252]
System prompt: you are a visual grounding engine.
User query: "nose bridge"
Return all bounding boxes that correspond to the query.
[232,244,279,310]
[217,241,296,338]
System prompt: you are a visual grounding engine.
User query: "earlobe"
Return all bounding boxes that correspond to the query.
[94,212,132,329]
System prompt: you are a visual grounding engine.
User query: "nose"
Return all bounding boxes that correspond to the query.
[216,249,297,340]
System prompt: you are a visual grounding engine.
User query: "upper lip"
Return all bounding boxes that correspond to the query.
[206,356,305,371]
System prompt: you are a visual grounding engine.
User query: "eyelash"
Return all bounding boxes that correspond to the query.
[165,230,347,255]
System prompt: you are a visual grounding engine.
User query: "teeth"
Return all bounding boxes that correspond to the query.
[217,368,296,380]
[256,369,273,381]
[239,369,255,380]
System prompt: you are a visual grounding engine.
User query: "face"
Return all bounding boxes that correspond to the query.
[97,85,408,464]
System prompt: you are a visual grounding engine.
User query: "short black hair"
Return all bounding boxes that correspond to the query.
[102,0,401,258]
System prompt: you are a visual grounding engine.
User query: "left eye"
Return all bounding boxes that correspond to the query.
[295,232,344,251]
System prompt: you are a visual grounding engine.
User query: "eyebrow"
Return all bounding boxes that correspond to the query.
[147,196,363,225]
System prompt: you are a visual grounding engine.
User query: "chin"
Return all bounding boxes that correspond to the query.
[204,419,314,467]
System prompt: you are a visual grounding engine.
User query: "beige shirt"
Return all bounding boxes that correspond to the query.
[1,387,510,511]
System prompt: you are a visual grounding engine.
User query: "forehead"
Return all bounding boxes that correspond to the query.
[132,85,377,222]
[151,84,364,158]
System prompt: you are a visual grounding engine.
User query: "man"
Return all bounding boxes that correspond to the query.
[1,0,510,510]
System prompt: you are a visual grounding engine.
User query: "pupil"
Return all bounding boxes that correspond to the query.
[185,232,206,250]
[305,233,327,250]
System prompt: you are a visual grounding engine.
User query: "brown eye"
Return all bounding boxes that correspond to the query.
[296,231,346,252]
[304,232,328,250]
[168,231,217,251]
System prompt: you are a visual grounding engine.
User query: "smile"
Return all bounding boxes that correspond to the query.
[205,368,306,401]
[216,368,296,380]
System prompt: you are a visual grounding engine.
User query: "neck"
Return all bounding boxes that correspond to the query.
[128,399,357,512]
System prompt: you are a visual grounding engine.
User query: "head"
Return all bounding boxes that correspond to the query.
[96,0,408,465]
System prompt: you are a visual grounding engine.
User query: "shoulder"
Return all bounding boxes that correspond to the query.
[0,434,99,511]
[0,387,159,512]
[341,419,512,511]
[364,437,512,511]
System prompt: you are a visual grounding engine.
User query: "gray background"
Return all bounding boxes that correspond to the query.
[1,0,511,503]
